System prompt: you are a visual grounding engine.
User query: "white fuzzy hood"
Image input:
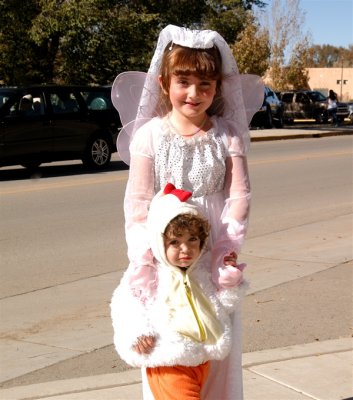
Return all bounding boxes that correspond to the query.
[146,184,200,268]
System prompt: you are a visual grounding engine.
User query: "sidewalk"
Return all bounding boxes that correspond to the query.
[1,338,352,400]
[250,123,352,142]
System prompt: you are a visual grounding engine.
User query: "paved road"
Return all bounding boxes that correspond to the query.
[0,133,352,389]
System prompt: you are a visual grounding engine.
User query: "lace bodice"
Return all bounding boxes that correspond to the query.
[155,119,227,198]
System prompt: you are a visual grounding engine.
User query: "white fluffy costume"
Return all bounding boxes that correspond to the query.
[111,184,247,369]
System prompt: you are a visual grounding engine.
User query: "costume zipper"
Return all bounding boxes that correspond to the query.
[184,279,206,342]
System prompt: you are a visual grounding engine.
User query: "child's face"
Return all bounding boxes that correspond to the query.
[164,229,201,268]
[167,74,217,119]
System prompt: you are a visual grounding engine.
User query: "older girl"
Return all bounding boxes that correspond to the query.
[112,24,263,400]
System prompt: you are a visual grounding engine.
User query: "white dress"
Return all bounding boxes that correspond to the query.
[124,114,251,400]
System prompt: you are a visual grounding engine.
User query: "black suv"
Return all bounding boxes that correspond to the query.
[0,85,121,169]
[278,90,349,123]
[251,86,284,129]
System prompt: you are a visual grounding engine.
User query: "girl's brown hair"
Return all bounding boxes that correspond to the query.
[163,213,210,250]
[159,43,224,114]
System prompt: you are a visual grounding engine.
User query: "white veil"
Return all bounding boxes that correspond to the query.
[111,24,264,165]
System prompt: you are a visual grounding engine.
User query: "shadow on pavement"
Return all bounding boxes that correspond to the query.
[251,120,352,131]
[0,160,129,182]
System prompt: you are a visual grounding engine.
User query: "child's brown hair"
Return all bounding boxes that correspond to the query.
[163,213,210,250]
[159,43,224,115]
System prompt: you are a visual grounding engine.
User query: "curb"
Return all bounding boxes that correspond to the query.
[1,338,352,400]
[250,128,352,142]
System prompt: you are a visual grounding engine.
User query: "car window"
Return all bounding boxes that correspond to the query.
[5,92,45,117]
[81,90,113,111]
[32,96,45,115]
[307,91,326,102]
[50,91,80,114]
[281,93,294,103]
[0,93,12,109]
[296,93,310,104]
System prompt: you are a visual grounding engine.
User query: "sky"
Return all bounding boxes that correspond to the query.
[263,0,353,48]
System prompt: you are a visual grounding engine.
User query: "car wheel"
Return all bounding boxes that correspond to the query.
[314,114,322,123]
[83,135,112,169]
[274,112,284,128]
[315,112,328,124]
[264,107,273,129]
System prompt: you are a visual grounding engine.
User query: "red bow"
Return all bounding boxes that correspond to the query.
[163,183,192,202]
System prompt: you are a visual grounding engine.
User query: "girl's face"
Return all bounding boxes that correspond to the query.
[166,74,217,119]
[164,229,201,268]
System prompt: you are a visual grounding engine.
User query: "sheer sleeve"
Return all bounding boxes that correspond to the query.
[211,132,251,288]
[123,125,158,301]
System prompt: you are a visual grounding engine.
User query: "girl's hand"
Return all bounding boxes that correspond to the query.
[133,335,156,354]
[223,251,238,267]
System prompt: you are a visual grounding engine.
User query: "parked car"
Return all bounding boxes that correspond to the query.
[0,85,121,169]
[278,90,349,124]
[251,86,284,129]
[347,103,353,124]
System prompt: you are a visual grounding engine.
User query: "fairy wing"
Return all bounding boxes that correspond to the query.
[111,71,166,165]
[111,71,147,126]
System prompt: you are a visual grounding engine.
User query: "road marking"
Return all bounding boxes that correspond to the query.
[0,173,128,195]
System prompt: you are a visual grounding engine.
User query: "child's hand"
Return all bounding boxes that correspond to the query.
[223,251,238,267]
[133,335,156,354]
[218,252,246,288]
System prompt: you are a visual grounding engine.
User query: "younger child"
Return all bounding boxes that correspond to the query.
[111,183,247,400]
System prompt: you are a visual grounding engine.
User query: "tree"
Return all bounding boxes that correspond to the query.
[341,45,353,67]
[0,0,48,85]
[0,0,266,85]
[232,13,270,75]
[307,44,353,68]
[137,0,208,29]
[257,0,311,90]
[29,0,160,84]
[286,39,310,89]
[204,0,266,44]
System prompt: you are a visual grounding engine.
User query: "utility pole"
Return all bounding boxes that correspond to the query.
[340,60,343,101]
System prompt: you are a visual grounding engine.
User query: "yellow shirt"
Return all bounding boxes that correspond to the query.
[165,268,223,344]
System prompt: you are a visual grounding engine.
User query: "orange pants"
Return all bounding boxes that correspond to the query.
[146,362,210,400]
